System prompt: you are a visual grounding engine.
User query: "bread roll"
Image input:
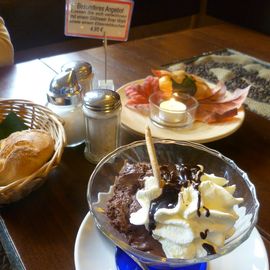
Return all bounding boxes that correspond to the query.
[0,129,55,185]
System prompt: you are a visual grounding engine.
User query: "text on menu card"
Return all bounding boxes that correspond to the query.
[65,0,134,41]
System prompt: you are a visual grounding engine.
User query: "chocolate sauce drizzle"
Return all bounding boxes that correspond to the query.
[148,164,208,233]
[202,243,216,255]
[200,229,209,240]
[197,192,201,217]
[201,231,216,256]
[144,163,216,256]
[203,206,210,217]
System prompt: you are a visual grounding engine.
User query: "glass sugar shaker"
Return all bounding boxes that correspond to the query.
[61,61,93,96]
[83,89,121,164]
[47,70,85,147]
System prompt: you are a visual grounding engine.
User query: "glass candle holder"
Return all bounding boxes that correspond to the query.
[149,92,198,128]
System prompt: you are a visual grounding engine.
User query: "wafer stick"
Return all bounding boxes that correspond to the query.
[145,126,162,187]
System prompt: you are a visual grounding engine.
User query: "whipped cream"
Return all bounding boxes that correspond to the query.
[129,165,243,259]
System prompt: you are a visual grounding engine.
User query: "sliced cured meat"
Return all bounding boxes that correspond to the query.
[198,82,227,102]
[195,107,238,123]
[124,76,159,105]
[195,86,250,123]
[125,103,150,116]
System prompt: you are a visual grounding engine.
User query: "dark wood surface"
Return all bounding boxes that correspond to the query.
[0,23,269,269]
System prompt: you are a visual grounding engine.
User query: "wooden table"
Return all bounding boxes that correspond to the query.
[0,23,269,269]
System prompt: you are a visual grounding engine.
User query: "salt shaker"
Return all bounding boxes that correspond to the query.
[61,61,93,96]
[47,70,85,147]
[83,89,121,164]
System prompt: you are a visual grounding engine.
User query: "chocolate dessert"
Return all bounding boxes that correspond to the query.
[106,161,212,257]
[106,162,165,256]
[105,157,244,259]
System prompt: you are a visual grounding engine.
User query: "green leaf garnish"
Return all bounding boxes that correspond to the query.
[172,75,197,96]
[0,112,28,140]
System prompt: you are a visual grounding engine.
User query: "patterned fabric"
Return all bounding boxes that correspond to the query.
[166,49,270,119]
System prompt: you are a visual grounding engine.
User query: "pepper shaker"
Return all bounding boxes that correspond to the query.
[47,70,85,147]
[61,61,93,96]
[83,89,121,164]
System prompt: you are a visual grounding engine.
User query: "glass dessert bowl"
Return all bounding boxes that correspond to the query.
[87,140,259,270]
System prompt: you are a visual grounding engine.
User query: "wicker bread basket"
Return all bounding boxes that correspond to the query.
[0,99,66,204]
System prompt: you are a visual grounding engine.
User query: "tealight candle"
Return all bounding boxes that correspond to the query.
[159,98,187,123]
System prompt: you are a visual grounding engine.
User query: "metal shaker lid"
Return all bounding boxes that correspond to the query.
[47,70,82,105]
[83,89,121,112]
[61,61,92,80]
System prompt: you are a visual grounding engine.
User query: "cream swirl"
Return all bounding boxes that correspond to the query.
[129,165,243,259]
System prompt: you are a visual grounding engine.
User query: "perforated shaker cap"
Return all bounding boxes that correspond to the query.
[83,89,121,112]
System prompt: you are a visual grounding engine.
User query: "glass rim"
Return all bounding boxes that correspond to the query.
[149,91,199,112]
